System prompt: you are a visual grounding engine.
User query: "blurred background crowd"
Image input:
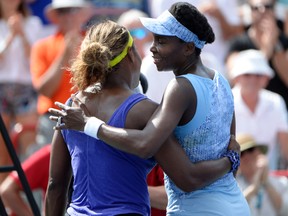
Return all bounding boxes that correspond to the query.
[0,0,288,215]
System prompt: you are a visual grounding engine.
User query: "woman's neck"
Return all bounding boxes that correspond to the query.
[174,58,198,76]
[241,90,259,113]
[105,70,133,91]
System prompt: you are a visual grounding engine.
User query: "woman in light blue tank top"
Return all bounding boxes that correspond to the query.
[48,2,250,216]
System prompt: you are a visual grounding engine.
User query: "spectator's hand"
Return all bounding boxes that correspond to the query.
[249,154,267,192]
[8,13,25,37]
[256,154,269,184]
[258,13,279,58]
[198,1,222,19]
[63,30,83,60]
[249,166,263,195]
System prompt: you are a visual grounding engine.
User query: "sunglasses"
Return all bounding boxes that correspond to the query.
[250,3,274,12]
[241,147,256,156]
[242,73,265,78]
[129,28,148,40]
[56,7,81,15]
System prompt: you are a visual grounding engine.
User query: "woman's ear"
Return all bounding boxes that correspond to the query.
[184,42,195,56]
[127,46,135,63]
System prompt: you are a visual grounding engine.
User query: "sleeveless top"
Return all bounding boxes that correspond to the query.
[62,93,156,216]
[164,72,251,215]
[165,71,235,195]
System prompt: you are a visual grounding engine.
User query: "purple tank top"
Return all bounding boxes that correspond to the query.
[62,93,156,216]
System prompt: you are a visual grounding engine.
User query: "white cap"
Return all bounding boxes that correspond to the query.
[230,49,274,79]
[44,0,91,24]
[48,0,90,9]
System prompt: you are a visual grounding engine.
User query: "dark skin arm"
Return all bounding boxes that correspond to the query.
[96,78,215,157]
[51,78,195,158]
[53,78,235,159]
[45,130,72,216]
[49,83,239,192]
[154,135,232,192]
[126,98,234,192]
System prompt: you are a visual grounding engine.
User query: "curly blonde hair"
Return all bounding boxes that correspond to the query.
[70,20,130,92]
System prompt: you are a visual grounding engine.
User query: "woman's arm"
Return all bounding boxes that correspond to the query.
[50,101,237,192]
[45,131,72,216]
[155,134,233,192]
[50,78,191,158]
[98,78,190,157]
[49,88,239,193]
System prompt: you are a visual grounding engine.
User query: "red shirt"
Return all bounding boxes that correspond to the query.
[11,145,51,192]
[147,165,166,216]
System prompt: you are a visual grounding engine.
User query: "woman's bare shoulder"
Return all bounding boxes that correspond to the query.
[126,98,159,130]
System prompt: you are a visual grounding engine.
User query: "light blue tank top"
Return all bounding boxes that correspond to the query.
[165,71,250,215]
[166,71,235,194]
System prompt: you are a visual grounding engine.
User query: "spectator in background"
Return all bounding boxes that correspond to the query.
[150,0,244,77]
[0,0,42,183]
[239,0,288,35]
[89,0,150,21]
[117,9,152,58]
[118,10,167,214]
[0,145,51,216]
[117,9,150,94]
[229,49,288,170]
[227,0,288,108]
[30,0,92,147]
[236,134,288,216]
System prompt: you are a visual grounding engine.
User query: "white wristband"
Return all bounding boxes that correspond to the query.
[84,117,104,140]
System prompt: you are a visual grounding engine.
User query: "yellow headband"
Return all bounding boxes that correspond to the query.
[109,32,134,68]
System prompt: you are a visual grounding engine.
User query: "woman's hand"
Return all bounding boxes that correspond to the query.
[8,14,22,36]
[227,135,241,155]
[48,97,91,131]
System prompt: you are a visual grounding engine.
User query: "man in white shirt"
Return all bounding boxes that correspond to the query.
[230,49,288,170]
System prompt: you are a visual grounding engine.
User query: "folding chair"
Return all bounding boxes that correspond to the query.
[0,114,40,216]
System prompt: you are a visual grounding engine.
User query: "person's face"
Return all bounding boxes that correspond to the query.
[249,0,275,24]
[150,34,188,72]
[235,73,269,93]
[240,147,262,172]
[0,0,21,13]
[55,7,91,32]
